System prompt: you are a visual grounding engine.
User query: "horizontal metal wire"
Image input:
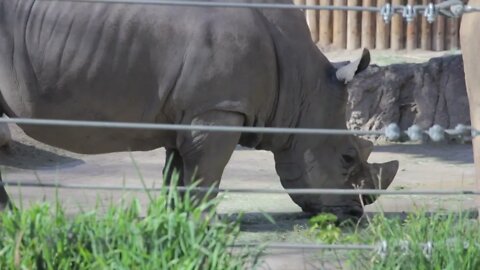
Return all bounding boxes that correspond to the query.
[45,0,381,11]
[0,117,476,139]
[2,180,479,196]
[231,240,478,253]
[231,242,376,251]
[0,117,387,135]
[44,0,478,14]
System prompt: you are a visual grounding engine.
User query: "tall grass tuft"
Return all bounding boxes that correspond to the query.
[0,178,258,269]
[347,211,480,269]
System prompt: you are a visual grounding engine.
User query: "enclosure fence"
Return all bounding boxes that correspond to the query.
[298,0,470,51]
[1,117,478,255]
[0,117,477,196]
[6,0,480,256]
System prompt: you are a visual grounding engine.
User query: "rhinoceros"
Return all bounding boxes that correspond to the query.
[461,1,480,199]
[0,0,398,219]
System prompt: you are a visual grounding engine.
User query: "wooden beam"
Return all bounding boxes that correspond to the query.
[318,0,332,48]
[433,0,446,51]
[361,0,375,49]
[376,0,388,49]
[421,0,432,50]
[447,18,460,50]
[306,0,319,42]
[390,0,404,50]
[406,0,417,50]
[347,0,360,49]
[333,0,347,49]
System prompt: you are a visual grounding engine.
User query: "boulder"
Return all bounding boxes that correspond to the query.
[347,55,470,141]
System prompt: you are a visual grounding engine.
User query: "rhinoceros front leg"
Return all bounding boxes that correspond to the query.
[0,173,10,211]
[163,148,185,186]
[176,111,243,201]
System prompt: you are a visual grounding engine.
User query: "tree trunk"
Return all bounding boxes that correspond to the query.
[460,0,480,218]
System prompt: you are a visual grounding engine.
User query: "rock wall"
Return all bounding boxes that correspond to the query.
[347,55,470,141]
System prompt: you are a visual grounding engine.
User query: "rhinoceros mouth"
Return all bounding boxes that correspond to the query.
[301,204,364,221]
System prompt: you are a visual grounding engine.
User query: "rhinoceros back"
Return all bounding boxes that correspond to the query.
[0,1,278,153]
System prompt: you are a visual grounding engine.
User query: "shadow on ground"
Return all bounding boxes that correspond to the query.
[0,141,84,170]
[224,208,479,233]
[222,212,311,232]
[373,143,473,164]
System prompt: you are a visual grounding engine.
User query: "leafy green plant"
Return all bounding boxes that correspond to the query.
[308,213,342,244]
[0,178,260,270]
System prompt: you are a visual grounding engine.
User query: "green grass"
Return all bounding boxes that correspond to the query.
[0,181,260,270]
[307,211,480,269]
[352,211,480,269]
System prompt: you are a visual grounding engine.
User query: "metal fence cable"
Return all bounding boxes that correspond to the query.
[1,180,479,196]
[230,240,478,252]
[0,118,476,140]
[44,0,382,12]
[230,242,376,250]
[231,241,455,252]
[43,0,480,22]
[0,117,386,136]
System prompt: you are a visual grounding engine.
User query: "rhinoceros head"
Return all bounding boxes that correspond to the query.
[273,49,399,221]
[274,135,398,221]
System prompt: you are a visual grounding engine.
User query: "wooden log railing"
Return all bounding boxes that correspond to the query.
[299,0,461,50]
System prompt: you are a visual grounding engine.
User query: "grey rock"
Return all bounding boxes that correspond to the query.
[346,55,470,142]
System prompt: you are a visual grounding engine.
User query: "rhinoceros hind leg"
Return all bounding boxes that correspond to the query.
[162,148,185,186]
[177,111,244,200]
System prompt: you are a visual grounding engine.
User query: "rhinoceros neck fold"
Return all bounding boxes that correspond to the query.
[253,7,335,152]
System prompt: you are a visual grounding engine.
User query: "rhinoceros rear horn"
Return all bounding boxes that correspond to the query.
[335,48,370,84]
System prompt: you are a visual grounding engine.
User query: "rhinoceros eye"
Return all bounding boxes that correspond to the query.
[342,154,354,164]
[341,153,356,169]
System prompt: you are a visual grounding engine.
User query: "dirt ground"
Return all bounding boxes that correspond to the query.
[0,50,475,269]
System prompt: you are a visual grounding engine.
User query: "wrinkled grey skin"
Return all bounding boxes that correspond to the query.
[0,0,398,219]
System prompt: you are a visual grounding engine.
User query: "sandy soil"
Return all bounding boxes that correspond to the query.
[0,50,474,269]
[324,49,461,65]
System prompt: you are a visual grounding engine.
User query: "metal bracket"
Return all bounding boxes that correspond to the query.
[402,5,416,22]
[381,3,394,23]
[424,3,438,23]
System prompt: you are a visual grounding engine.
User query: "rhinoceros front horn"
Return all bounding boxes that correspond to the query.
[371,160,399,190]
[362,160,399,205]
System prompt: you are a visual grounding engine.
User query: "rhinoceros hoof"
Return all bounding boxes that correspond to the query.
[0,123,12,149]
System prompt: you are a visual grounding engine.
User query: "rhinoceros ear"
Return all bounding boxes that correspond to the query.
[335,48,370,84]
